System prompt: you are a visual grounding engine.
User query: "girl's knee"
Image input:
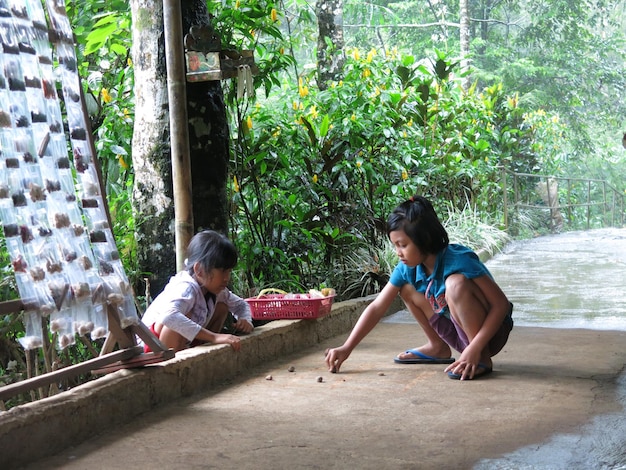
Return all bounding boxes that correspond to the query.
[398,284,414,302]
[399,284,426,307]
[444,274,470,302]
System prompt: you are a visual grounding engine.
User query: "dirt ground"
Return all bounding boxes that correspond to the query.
[20,322,626,470]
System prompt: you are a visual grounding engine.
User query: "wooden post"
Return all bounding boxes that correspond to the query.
[163,0,194,271]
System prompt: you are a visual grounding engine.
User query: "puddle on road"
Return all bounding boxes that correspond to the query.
[383,228,626,469]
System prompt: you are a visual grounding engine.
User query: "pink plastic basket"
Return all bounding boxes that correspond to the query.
[246,290,335,320]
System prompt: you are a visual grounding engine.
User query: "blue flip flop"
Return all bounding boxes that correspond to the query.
[394,349,455,364]
[447,363,493,380]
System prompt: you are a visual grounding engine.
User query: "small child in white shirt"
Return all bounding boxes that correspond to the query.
[141,230,253,352]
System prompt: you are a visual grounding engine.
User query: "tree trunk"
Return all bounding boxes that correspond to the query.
[459,0,471,91]
[181,0,230,234]
[131,0,230,298]
[316,0,345,90]
[131,0,176,297]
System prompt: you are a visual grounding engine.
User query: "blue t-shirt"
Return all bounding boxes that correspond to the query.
[389,244,491,318]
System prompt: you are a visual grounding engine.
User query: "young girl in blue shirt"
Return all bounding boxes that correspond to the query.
[325,196,513,380]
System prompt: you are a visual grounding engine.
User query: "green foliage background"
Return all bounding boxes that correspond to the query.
[50,0,626,296]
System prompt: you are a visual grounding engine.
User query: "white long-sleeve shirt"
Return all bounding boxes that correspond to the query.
[141,271,252,342]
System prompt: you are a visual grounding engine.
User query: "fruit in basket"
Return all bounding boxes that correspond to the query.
[309,288,335,298]
[308,289,325,299]
[321,287,336,297]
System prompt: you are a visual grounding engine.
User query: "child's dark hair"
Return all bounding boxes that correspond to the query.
[185,230,238,274]
[387,195,449,254]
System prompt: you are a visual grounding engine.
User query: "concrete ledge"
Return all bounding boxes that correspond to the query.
[0,295,402,469]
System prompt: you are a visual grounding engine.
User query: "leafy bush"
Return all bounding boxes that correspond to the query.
[229,48,532,296]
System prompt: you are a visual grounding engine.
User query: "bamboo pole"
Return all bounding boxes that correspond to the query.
[163,0,194,271]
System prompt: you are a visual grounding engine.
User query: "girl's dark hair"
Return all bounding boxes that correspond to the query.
[387,195,449,254]
[185,230,238,274]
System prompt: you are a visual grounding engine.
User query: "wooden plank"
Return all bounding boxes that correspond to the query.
[105,304,135,350]
[132,322,170,353]
[0,346,143,402]
[91,350,175,375]
[0,299,24,315]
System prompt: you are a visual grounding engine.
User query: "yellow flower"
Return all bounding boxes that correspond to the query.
[246,116,253,129]
[118,155,129,170]
[309,105,318,119]
[127,58,132,67]
[122,108,130,119]
[101,88,112,103]
[312,174,318,184]
[356,161,362,168]
[298,77,309,97]
[233,175,240,193]
[350,114,356,121]
[407,118,413,127]
[279,47,284,55]
[271,8,277,22]
[235,0,240,9]
[352,48,360,61]
[366,49,376,63]
[363,68,371,78]
[292,101,299,111]
[401,169,408,181]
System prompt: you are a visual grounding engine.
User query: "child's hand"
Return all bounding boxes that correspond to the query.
[324,346,349,373]
[444,345,483,380]
[233,318,253,334]
[216,333,241,351]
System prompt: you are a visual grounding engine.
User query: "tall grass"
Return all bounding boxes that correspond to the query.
[444,204,511,256]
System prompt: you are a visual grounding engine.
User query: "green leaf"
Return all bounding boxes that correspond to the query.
[319,114,330,138]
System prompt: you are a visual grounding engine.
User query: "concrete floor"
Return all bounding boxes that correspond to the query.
[19,322,626,470]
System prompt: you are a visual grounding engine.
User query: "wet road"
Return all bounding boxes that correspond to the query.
[487,228,626,331]
[479,228,626,469]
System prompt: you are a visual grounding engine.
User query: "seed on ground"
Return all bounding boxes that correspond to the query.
[317,376,323,383]
[265,375,273,381]
[288,366,295,372]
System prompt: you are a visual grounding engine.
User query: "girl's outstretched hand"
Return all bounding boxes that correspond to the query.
[325,346,350,373]
[216,333,241,351]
